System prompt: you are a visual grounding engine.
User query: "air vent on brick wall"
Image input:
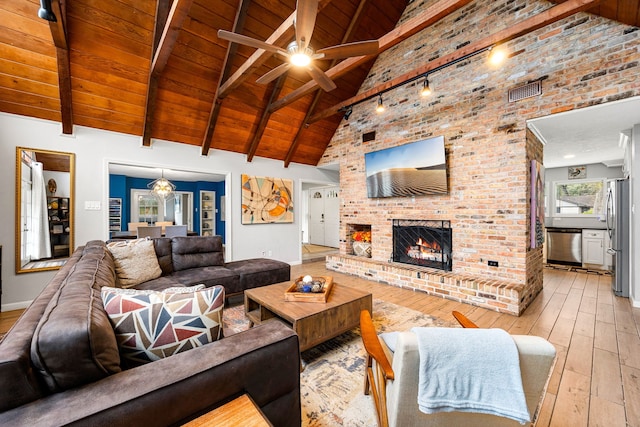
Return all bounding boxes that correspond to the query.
[508,81,542,102]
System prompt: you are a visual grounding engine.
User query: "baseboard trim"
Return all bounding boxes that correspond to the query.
[1,300,32,312]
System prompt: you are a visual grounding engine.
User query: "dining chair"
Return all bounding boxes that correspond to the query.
[128,222,148,232]
[154,221,173,233]
[164,225,188,237]
[137,226,162,238]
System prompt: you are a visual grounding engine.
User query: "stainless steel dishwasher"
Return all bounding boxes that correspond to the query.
[546,228,582,265]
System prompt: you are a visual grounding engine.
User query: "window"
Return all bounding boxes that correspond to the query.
[552,179,605,217]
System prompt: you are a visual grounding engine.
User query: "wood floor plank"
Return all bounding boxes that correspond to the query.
[565,333,593,377]
[591,348,623,404]
[579,296,597,315]
[574,311,595,338]
[621,365,640,427]
[549,370,590,426]
[588,396,626,427]
[596,301,615,324]
[617,330,640,369]
[548,316,575,348]
[594,320,619,354]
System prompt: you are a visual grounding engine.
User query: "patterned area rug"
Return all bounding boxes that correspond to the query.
[223,299,451,426]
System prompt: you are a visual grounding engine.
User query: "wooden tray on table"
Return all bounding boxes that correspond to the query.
[284,276,334,303]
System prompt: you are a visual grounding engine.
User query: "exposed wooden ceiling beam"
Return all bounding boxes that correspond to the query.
[246,74,287,162]
[48,0,72,134]
[284,0,370,167]
[142,0,195,147]
[309,0,602,124]
[201,0,252,156]
[269,0,475,113]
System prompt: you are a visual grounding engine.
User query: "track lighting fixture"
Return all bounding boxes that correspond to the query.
[376,94,385,113]
[38,0,57,22]
[488,45,507,66]
[343,106,353,120]
[420,78,432,97]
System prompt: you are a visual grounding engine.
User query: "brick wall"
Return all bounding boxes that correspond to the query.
[320,0,640,315]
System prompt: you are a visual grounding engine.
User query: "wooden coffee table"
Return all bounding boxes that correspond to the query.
[244,281,372,352]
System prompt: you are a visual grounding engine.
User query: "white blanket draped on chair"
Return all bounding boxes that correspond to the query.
[411,327,530,425]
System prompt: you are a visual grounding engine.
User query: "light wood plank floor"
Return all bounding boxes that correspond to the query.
[294,261,640,427]
[1,261,638,426]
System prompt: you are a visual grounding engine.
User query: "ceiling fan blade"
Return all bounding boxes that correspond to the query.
[295,0,318,49]
[316,40,380,60]
[217,30,287,56]
[306,63,336,92]
[256,63,291,85]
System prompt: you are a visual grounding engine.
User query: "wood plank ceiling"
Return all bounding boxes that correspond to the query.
[1,0,639,167]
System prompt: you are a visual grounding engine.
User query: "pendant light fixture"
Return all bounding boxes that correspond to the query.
[148,170,176,201]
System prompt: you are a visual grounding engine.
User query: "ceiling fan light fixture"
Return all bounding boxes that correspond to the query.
[288,41,313,67]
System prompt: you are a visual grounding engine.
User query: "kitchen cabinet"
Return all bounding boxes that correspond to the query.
[582,229,605,267]
[200,191,215,236]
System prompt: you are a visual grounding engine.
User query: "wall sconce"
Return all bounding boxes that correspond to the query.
[375,94,385,113]
[38,0,57,22]
[420,78,432,97]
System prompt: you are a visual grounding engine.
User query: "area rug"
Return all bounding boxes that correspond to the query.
[223,299,451,426]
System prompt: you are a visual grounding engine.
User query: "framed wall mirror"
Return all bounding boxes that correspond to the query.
[15,147,75,274]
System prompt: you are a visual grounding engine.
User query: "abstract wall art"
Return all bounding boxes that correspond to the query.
[241,174,294,224]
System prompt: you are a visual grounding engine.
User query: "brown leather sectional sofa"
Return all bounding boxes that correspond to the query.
[0,238,300,426]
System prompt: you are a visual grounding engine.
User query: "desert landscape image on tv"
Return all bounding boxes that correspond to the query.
[365,136,448,198]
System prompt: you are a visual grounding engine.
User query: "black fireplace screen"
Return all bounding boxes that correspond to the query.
[392,219,452,271]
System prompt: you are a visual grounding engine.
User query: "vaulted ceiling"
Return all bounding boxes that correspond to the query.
[1,0,639,167]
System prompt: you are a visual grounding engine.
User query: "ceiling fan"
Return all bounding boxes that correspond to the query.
[217,0,379,92]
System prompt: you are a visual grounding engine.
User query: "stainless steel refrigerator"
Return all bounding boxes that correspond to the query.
[606,179,630,297]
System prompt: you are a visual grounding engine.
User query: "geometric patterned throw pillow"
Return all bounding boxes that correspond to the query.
[101,285,225,367]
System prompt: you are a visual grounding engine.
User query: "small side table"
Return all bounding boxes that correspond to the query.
[182,394,272,427]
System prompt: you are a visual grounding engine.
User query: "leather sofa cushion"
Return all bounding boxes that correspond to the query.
[171,266,242,294]
[171,236,224,271]
[0,247,86,412]
[225,258,290,290]
[153,237,173,275]
[31,242,122,393]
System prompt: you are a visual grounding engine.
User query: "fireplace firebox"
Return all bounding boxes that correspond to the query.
[392,219,452,271]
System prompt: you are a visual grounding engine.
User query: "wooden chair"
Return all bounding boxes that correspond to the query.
[360,310,556,427]
[137,225,162,238]
[128,222,147,232]
[154,221,173,233]
[164,225,188,237]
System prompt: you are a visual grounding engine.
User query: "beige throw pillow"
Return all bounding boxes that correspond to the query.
[107,238,162,288]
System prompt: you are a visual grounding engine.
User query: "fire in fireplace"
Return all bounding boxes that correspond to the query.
[392,219,452,271]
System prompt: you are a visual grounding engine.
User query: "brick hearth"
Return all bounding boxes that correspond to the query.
[326,255,526,316]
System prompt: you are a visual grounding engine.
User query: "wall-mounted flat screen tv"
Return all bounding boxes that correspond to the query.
[365,136,448,198]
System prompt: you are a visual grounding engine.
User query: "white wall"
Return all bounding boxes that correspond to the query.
[632,123,640,308]
[0,113,338,310]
